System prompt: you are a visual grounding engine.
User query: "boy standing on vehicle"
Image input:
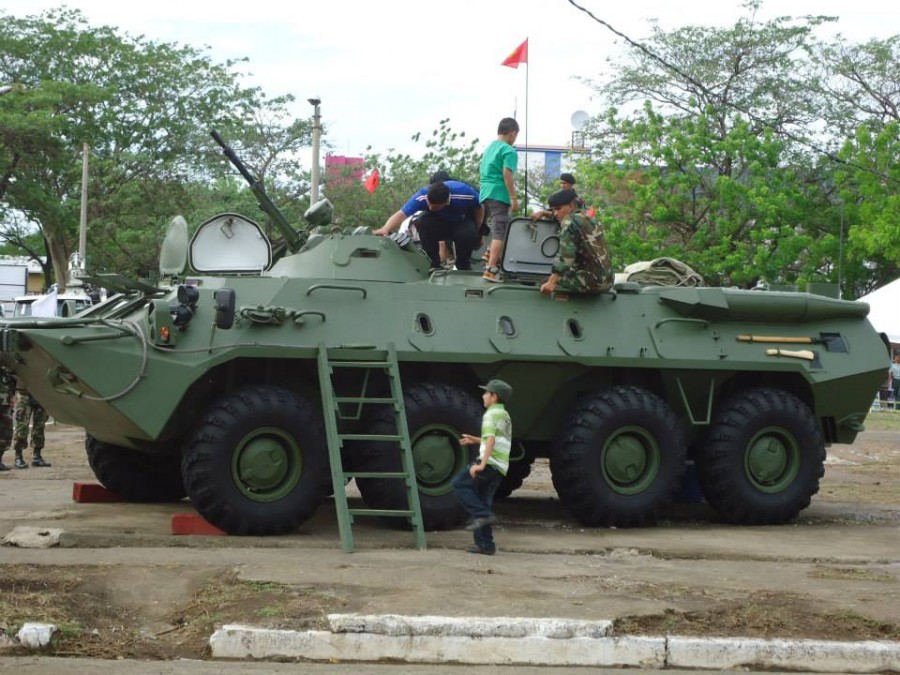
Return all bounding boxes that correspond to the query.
[452,379,513,555]
[480,118,519,281]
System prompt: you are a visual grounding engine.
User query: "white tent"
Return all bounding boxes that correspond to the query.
[858,278,900,344]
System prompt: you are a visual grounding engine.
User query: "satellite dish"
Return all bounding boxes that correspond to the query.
[570,110,589,131]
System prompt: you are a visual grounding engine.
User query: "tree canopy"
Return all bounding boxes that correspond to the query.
[0,7,310,286]
[2,3,900,300]
[571,0,900,296]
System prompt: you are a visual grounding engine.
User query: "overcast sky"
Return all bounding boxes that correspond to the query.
[4,1,898,164]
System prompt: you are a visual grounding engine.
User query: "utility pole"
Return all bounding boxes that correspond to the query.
[79,143,89,269]
[308,98,322,203]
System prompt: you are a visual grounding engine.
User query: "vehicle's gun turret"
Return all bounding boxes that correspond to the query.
[210,130,305,254]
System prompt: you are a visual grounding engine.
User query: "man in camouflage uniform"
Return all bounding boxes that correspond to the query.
[0,367,14,471]
[13,383,51,468]
[539,189,614,296]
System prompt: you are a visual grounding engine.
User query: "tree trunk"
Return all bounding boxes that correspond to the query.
[42,229,69,293]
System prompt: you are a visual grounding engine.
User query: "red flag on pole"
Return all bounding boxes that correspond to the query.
[364,169,380,193]
[501,39,528,68]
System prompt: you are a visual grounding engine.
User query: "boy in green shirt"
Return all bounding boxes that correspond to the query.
[452,379,513,555]
[479,118,519,282]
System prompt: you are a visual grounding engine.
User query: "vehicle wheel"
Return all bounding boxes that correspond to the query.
[181,385,331,536]
[494,448,536,500]
[698,387,825,525]
[550,386,687,527]
[355,382,481,530]
[86,434,186,502]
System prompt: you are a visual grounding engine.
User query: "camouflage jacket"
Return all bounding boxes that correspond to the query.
[551,209,614,293]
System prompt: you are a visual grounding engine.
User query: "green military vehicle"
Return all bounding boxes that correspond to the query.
[0,133,889,539]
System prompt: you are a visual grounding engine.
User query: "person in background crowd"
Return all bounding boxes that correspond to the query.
[890,354,900,401]
[13,383,51,468]
[0,367,15,471]
[531,172,586,221]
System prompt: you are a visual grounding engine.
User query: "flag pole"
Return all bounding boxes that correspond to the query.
[501,38,530,215]
[523,45,529,214]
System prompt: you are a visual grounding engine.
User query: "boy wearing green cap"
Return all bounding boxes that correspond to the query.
[452,379,513,555]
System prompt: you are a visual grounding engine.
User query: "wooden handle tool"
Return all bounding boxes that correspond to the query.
[765,348,815,361]
[739,334,814,344]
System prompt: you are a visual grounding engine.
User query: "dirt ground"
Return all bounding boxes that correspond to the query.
[0,413,899,661]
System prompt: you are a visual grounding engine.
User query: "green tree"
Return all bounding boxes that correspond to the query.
[574,1,871,287]
[816,36,900,295]
[324,118,483,230]
[0,8,310,284]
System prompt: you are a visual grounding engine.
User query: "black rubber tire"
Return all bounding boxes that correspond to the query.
[181,385,331,536]
[550,386,687,527]
[494,451,536,500]
[354,382,481,530]
[85,433,186,503]
[698,387,825,525]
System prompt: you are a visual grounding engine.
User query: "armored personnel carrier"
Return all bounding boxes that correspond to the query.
[0,133,889,537]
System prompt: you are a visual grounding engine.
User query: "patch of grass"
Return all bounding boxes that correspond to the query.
[244,581,281,592]
[0,565,339,661]
[830,611,900,640]
[862,412,900,431]
[55,621,84,640]
[615,592,900,641]
[809,566,896,582]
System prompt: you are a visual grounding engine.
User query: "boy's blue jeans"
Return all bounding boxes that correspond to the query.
[452,464,503,552]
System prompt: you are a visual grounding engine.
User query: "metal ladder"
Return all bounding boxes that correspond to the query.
[316,342,426,552]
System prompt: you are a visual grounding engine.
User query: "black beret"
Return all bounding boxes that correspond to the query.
[559,172,576,185]
[547,189,578,208]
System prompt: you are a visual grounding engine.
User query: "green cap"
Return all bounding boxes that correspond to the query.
[479,379,513,402]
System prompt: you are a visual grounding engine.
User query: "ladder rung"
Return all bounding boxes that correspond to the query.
[345,471,409,479]
[334,397,397,404]
[329,361,392,369]
[339,433,402,442]
[348,508,415,518]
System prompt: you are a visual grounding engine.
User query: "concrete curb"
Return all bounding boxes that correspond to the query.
[210,626,664,668]
[209,615,900,672]
[667,636,900,673]
[327,613,613,639]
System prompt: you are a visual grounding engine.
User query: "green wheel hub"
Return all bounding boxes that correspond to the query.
[601,425,661,495]
[232,427,304,502]
[744,426,800,493]
[410,425,466,496]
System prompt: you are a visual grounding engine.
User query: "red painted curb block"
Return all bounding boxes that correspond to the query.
[72,482,124,503]
[171,513,227,536]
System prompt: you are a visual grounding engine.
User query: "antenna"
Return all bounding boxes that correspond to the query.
[570,110,589,130]
[570,110,589,149]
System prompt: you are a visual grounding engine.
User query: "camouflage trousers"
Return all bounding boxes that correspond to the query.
[0,404,12,453]
[14,393,48,452]
[556,268,614,294]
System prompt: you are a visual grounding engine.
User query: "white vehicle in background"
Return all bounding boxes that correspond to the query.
[0,263,28,316]
[13,253,96,318]
[13,286,93,318]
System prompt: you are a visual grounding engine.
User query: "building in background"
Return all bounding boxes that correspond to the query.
[325,154,365,184]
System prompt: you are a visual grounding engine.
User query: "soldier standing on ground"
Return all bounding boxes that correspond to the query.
[13,383,51,468]
[0,367,14,471]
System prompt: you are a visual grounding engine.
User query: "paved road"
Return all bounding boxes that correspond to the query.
[0,656,825,674]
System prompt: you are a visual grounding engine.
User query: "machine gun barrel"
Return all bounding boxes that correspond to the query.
[210,130,304,253]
